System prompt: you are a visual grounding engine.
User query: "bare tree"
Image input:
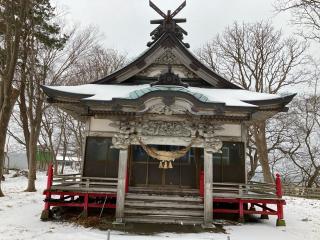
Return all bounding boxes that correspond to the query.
[39,107,84,174]
[197,21,308,183]
[39,106,63,173]
[0,0,29,197]
[273,95,320,187]
[275,0,320,42]
[18,26,100,192]
[60,45,127,85]
[37,42,127,175]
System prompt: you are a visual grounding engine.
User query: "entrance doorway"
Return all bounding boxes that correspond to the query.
[129,145,202,189]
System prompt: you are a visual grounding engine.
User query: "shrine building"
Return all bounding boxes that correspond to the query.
[41,1,293,227]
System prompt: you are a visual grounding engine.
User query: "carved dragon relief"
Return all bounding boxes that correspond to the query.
[111,120,223,153]
[137,120,192,137]
[111,121,136,150]
[148,102,188,115]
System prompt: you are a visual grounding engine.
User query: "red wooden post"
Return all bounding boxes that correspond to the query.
[276,173,283,198]
[82,193,89,218]
[239,200,244,223]
[275,173,286,226]
[45,163,53,210]
[199,170,204,198]
[125,169,129,193]
[41,163,53,220]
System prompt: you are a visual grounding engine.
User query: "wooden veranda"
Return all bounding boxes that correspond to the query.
[41,164,286,226]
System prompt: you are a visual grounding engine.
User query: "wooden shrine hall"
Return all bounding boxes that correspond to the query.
[41,1,293,227]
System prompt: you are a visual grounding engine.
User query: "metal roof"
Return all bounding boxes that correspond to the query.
[128,85,209,102]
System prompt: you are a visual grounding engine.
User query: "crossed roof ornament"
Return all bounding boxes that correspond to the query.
[147,0,190,48]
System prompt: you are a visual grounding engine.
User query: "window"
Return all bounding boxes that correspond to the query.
[86,138,110,162]
[213,147,230,165]
[212,143,243,166]
[212,142,245,183]
[84,137,119,178]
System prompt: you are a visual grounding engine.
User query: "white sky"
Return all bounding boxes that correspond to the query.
[53,0,293,57]
[52,0,319,93]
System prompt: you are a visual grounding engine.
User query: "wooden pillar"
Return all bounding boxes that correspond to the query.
[203,150,213,227]
[115,148,128,223]
[241,123,248,184]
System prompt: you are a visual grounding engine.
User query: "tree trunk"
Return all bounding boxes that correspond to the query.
[60,140,67,174]
[254,121,274,183]
[307,168,320,188]
[4,153,9,174]
[60,123,68,174]
[60,156,66,175]
[25,131,37,192]
[54,156,58,175]
[0,89,19,197]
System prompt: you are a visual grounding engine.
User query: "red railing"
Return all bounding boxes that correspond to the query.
[198,170,286,226]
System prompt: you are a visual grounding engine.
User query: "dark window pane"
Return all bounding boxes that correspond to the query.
[84,137,119,178]
[132,145,149,163]
[212,142,245,183]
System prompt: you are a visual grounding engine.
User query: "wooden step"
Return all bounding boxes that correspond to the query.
[129,187,199,196]
[126,193,203,203]
[124,192,204,225]
[125,200,204,209]
[125,208,204,217]
[124,216,204,225]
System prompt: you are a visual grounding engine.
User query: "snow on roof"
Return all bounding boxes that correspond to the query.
[45,84,288,108]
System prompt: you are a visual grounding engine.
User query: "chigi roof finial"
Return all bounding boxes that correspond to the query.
[147,0,190,48]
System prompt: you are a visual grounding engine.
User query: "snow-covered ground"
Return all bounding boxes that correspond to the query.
[0,172,320,240]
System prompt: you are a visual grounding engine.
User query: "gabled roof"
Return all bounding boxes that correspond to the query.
[92,32,241,89]
[41,1,296,123]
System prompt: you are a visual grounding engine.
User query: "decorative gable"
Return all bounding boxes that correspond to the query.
[154,49,181,65]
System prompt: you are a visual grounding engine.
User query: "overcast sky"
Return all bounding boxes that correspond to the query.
[53,0,293,58]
